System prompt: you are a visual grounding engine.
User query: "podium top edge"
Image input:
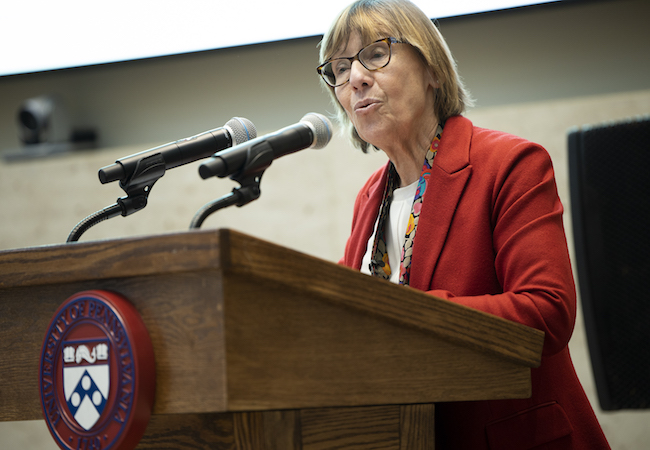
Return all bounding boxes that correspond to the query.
[0,228,230,289]
[0,228,543,368]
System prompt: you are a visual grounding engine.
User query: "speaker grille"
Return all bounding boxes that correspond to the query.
[569,116,650,410]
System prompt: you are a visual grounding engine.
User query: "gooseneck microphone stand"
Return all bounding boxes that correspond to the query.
[189,142,272,229]
[67,153,166,242]
[188,177,261,229]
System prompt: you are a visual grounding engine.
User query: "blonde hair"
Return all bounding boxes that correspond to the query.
[319,0,473,152]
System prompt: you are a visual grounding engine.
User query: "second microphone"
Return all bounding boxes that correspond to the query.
[199,113,333,180]
[98,117,257,184]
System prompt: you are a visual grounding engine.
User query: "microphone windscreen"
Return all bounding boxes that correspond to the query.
[226,117,257,146]
[300,113,333,150]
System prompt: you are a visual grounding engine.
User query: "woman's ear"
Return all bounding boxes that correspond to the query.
[428,68,440,89]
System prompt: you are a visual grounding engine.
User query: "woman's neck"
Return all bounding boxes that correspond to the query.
[384,122,438,187]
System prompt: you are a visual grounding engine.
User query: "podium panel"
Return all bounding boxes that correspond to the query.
[0,229,544,448]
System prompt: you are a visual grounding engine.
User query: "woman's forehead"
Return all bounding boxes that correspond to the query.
[332,28,391,57]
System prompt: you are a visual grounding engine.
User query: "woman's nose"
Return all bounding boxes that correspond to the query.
[348,60,373,89]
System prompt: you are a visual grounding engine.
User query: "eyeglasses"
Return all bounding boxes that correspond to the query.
[317,37,404,87]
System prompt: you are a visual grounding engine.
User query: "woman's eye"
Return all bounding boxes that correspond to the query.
[335,63,349,76]
[367,49,387,61]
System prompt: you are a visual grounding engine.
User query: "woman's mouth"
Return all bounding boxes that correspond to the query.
[354,99,378,112]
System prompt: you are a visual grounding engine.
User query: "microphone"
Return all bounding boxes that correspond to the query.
[198,113,332,179]
[98,117,257,184]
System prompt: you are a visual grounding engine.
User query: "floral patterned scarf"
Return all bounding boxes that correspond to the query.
[369,122,443,285]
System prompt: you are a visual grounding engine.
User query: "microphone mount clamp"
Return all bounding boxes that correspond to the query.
[66,152,166,243]
[189,141,275,229]
[116,152,166,216]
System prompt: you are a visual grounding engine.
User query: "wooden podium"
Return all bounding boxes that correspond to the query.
[0,229,544,449]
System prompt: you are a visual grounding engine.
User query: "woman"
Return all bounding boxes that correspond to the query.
[316,0,610,448]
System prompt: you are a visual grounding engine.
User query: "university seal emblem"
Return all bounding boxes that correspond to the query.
[39,290,156,450]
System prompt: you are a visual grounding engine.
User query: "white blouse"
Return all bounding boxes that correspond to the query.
[360,179,418,284]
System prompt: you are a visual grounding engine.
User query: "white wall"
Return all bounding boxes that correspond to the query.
[1,0,649,448]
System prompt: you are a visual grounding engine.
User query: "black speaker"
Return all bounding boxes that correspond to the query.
[568,116,650,411]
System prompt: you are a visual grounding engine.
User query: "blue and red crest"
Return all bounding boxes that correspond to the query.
[39,290,155,450]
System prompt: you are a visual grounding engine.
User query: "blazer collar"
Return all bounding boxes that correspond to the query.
[345,115,474,284]
[408,115,473,291]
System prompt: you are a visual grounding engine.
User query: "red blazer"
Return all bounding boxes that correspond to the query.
[340,116,609,449]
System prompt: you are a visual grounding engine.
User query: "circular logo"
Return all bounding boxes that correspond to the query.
[39,290,156,450]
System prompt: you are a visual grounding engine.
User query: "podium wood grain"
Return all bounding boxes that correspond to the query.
[0,229,544,448]
[137,404,433,450]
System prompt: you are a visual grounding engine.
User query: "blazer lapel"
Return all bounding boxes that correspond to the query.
[347,163,389,270]
[409,116,473,291]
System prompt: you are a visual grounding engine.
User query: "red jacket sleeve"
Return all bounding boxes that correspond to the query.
[424,138,576,357]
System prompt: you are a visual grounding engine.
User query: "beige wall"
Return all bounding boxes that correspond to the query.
[1,0,649,448]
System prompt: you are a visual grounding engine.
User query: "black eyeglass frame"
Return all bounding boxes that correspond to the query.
[317,37,404,88]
